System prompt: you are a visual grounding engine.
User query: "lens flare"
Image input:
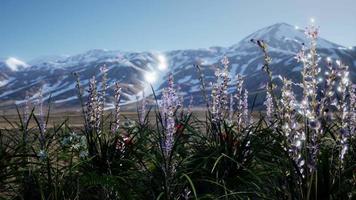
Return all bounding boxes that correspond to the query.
[145,71,157,84]
[157,54,168,71]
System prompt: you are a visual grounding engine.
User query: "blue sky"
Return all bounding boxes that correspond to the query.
[0,0,355,60]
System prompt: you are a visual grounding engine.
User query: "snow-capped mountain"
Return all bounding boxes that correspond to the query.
[0,23,355,110]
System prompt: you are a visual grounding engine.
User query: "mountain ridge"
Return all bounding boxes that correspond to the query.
[0,22,355,110]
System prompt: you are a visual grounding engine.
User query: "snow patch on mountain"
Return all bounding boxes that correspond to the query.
[0,77,15,87]
[5,57,29,71]
[1,22,354,110]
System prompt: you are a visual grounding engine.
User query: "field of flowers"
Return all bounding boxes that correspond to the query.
[0,24,355,200]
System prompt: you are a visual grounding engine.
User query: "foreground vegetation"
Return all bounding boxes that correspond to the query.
[0,24,355,200]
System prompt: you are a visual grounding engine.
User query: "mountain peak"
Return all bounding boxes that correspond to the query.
[232,22,343,53]
[242,22,302,42]
[269,22,294,28]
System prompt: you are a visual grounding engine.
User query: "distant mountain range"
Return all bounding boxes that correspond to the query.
[0,23,355,111]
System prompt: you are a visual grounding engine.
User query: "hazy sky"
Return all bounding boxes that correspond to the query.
[0,0,355,60]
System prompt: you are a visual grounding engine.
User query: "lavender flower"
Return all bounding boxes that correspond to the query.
[220,56,230,112]
[139,91,147,125]
[87,76,100,132]
[210,84,220,122]
[337,62,350,161]
[98,65,108,121]
[165,105,175,157]
[242,89,249,126]
[299,25,320,123]
[160,73,179,157]
[112,82,121,134]
[305,25,319,40]
[235,74,244,126]
[349,84,356,136]
[296,24,322,172]
[264,84,274,122]
[280,78,305,174]
[228,94,234,124]
[210,56,231,122]
[319,59,337,120]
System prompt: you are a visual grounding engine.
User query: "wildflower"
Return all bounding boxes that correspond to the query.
[98,65,108,121]
[112,82,121,134]
[235,74,244,127]
[242,89,249,126]
[349,84,356,135]
[280,78,305,173]
[228,94,234,125]
[264,84,274,122]
[220,56,230,112]
[211,84,221,122]
[211,56,230,122]
[337,62,350,161]
[295,45,306,63]
[280,78,297,136]
[319,60,337,120]
[87,76,100,132]
[296,24,321,172]
[305,25,319,40]
[139,91,147,125]
[160,73,180,157]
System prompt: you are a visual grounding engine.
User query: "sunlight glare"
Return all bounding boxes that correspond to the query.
[157,54,168,71]
[145,71,157,84]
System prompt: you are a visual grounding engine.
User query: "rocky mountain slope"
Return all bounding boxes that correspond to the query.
[0,23,355,110]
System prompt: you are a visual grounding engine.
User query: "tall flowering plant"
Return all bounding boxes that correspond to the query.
[210,56,230,122]
[86,76,100,133]
[160,73,180,157]
[255,23,355,198]
[73,66,130,173]
[138,91,147,125]
[112,82,121,135]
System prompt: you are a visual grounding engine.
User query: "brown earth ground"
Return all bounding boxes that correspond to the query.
[0,107,213,129]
